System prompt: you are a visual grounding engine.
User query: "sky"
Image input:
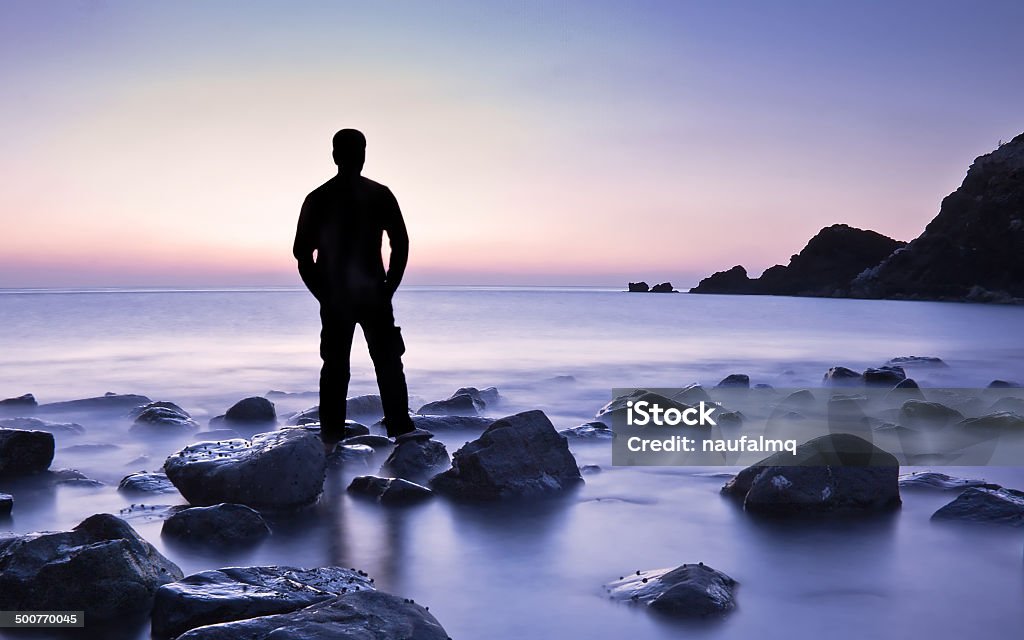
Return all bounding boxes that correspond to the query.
[1,0,1023,288]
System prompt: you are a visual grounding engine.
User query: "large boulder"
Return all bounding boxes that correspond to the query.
[852,133,1024,301]
[0,428,54,475]
[431,410,583,500]
[722,433,900,514]
[175,590,448,640]
[151,565,375,639]
[931,487,1024,526]
[224,397,277,424]
[162,503,271,545]
[379,438,449,484]
[164,429,326,509]
[604,563,737,617]
[0,514,182,621]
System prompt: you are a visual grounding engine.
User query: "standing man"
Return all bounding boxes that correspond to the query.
[293,128,418,446]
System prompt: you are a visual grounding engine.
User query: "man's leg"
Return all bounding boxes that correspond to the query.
[319,306,356,445]
[361,300,415,437]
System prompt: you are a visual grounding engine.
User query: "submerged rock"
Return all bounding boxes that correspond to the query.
[119,471,178,495]
[432,410,583,500]
[380,438,449,483]
[596,389,691,425]
[162,503,270,545]
[164,429,326,509]
[417,390,483,416]
[823,366,863,386]
[404,414,493,432]
[151,565,375,639]
[224,397,277,424]
[559,421,614,439]
[0,393,37,408]
[0,428,54,475]
[722,433,900,514]
[716,374,750,388]
[175,590,448,640]
[988,380,1022,389]
[0,513,182,621]
[328,444,376,468]
[931,487,1024,526]
[673,383,712,405]
[887,356,947,367]
[958,412,1024,430]
[863,366,906,386]
[899,400,963,425]
[348,475,433,504]
[0,416,85,436]
[898,471,996,491]
[128,400,189,420]
[37,392,152,413]
[604,564,737,617]
[131,403,199,435]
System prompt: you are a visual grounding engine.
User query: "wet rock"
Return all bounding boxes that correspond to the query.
[0,493,11,516]
[151,565,375,639]
[604,563,737,617]
[348,475,433,504]
[175,590,448,640]
[898,471,996,491]
[0,393,36,408]
[628,281,650,292]
[990,396,1024,414]
[328,444,375,469]
[958,412,1024,430]
[164,429,326,509]
[596,389,691,425]
[0,416,85,436]
[406,414,493,432]
[988,380,1022,389]
[887,356,947,367]
[580,464,602,475]
[417,391,483,416]
[716,374,750,389]
[672,384,712,405]
[38,393,152,413]
[119,471,178,495]
[0,513,182,621]
[62,443,120,453]
[722,433,900,514]
[131,404,199,435]
[823,366,863,386]
[899,400,963,425]
[341,434,393,449]
[432,410,583,500]
[559,422,614,439]
[0,428,54,475]
[651,282,676,293]
[863,365,906,386]
[346,394,385,419]
[380,438,449,484]
[779,389,816,409]
[224,397,277,424]
[931,487,1024,526]
[162,503,271,545]
[286,406,321,426]
[886,378,925,401]
[128,401,188,420]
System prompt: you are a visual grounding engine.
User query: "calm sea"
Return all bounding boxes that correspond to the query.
[1,287,1023,640]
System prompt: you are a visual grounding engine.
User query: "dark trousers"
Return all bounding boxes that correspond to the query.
[319,296,414,440]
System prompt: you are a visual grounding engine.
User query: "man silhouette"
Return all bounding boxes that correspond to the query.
[293,129,419,446]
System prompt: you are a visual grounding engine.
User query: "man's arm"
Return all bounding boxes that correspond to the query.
[382,187,409,297]
[293,195,322,301]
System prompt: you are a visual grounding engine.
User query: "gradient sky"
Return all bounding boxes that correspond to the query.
[2,1,1023,287]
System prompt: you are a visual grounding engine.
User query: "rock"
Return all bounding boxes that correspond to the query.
[559,422,614,439]
[118,471,179,495]
[37,393,152,413]
[380,438,449,483]
[348,476,433,504]
[931,487,1024,526]
[328,444,376,468]
[692,224,905,297]
[417,390,483,416]
[651,282,676,293]
[899,400,963,425]
[286,406,321,426]
[672,383,712,404]
[346,394,385,419]
[0,513,182,621]
[432,410,583,500]
[886,378,925,401]
[131,404,199,435]
[0,393,36,408]
[863,365,906,386]
[716,374,749,388]
[722,434,900,514]
[988,380,1022,389]
[0,416,85,436]
[0,428,54,475]
[162,503,271,545]
[604,564,737,617]
[990,396,1024,414]
[193,429,242,441]
[128,400,188,420]
[224,397,276,424]
[887,356,948,367]
[898,471,996,491]
[628,281,650,292]
[151,565,375,639]
[580,464,602,475]
[959,412,1024,429]
[851,133,1024,302]
[341,434,393,449]
[174,590,448,640]
[164,429,326,509]
[596,389,691,425]
[408,414,493,432]
[823,366,863,386]
[779,389,816,409]
[0,493,11,516]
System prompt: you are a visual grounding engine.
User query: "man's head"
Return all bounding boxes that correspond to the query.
[333,128,366,176]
